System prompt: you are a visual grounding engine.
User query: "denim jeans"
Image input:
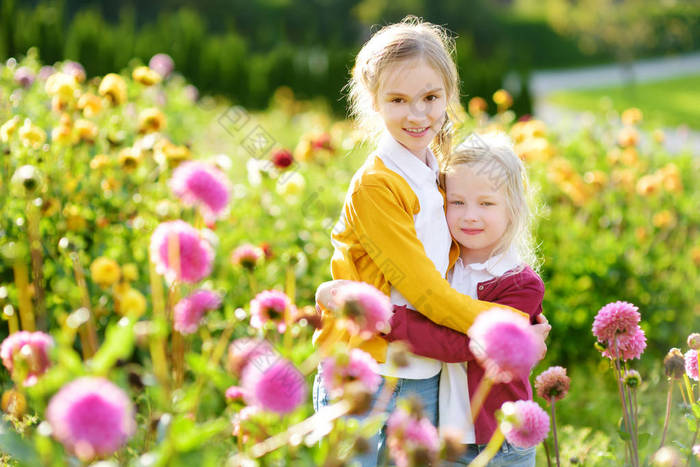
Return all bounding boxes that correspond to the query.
[313,367,440,467]
[442,441,536,467]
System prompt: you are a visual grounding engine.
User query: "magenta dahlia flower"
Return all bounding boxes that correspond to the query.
[321,348,381,398]
[149,220,215,283]
[601,328,647,361]
[46,377,136,461]
[173,290,222,335]
[1,331,53,386]
[501,400,550,449]
[227,338,276,376]
[250,290,293,333]
[148,53,174,79]
[468,308,540,383]
[386,406,440,467]
[241,358,306,414]
[535,366,570,403]
[592,301,640,341]
[686,350,699,381]
[231,243,264,270]
[169,161,232,224]
[334,281,392,338]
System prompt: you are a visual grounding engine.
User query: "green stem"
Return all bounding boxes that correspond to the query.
[551,401,561,467]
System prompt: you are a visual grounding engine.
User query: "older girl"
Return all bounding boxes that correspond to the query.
[312,17,538,466]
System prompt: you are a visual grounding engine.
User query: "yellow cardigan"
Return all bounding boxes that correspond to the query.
[313,154,523,362]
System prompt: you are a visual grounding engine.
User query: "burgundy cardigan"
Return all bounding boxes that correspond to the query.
[384,265,545,444]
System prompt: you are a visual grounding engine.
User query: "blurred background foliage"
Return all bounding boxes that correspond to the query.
[2,0,699,116]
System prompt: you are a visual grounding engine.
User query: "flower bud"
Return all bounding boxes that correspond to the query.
[664,348,685,379]
[623,369,642,388]
[11,165,44,198]
[688,333,700,351]
[441,427,467,461]
[2,388,27,417]
[390,340,411,369]
[651,446,681,467]
[343,380,373,416]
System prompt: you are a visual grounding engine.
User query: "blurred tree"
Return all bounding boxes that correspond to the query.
[545,0,696,76]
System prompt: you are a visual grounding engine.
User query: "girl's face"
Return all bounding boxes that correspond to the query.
[445,163,510,264]
[375,58,447,161]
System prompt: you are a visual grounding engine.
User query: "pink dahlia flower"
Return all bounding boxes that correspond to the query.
[169,161,232,224]
[227,338,276,376]
[241,358,306,414]
[62,61,86,83]
[1,331,53,386]
[468,308,540,383]
[321,348,381,398]
[149,220,215,283]
[148,53,174,79]
[46,377,136,461]
[231,243,263,270]
[501,400,550,449]
[334,281,392,338]
[38,66,56,81]
[250,290,293,333]
[601,328,647,361]
[225,386,246,401]
[534,366,570,403]
[173,290,222,335]
[14,67,35,88]
[386,406,440,467]
[592,301,640,341]
[686,350,699,381]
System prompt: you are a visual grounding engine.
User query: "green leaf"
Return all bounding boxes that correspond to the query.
[170,416,229,452]
[617,427,631,441]
[88,317,135,375]
[0,420,41,466]
[687,414,698,432]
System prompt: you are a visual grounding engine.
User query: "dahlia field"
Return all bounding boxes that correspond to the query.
[1,49,699,466]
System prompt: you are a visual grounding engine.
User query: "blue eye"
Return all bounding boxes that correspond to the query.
[481,201,495,206]
[450,200,463,206]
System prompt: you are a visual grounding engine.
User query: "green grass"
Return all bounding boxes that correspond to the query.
[547,74,700,130]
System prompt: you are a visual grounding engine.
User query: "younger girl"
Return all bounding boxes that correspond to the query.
[311,16,532,467]
[385,132,545,466]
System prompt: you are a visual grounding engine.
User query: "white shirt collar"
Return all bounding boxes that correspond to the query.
[377,132,440,187]
[455,248,521,277]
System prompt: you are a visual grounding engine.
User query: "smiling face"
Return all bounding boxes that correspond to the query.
[374,58,448,162]
[445,163,511,264]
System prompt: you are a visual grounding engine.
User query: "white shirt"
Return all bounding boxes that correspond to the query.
[439,249,521,443]
[375,132,453,379]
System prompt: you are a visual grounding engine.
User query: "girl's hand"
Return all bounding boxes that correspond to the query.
[534,313,551,340]
[315,280,354,310]
[532,313,551,360]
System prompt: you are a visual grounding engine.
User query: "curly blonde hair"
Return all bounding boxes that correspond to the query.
[346,15,461,160]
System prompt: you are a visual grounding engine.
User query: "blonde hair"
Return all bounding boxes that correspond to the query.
[440,132,540,272]
[346,15,461,160]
